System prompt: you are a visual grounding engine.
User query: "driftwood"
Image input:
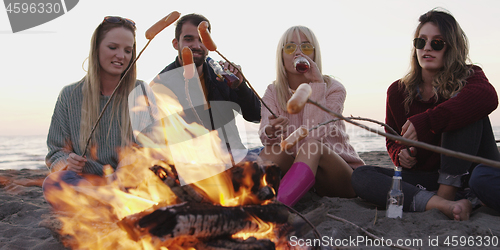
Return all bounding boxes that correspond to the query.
[326,213,416,250]
[118,202,289,247]
[287,204,328,239]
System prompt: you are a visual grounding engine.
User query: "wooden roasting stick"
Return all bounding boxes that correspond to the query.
[287,83,500,169]
[181,46,206,128]
[282,117,401,151]
[82,11,181,156]
[197,21,278,119]
[283,85,402,150]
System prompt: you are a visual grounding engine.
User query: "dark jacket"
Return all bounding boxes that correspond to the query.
[158,56,261,123]
[150,57,261,158]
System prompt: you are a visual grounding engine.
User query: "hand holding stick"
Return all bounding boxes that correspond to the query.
[287,83,500,169]
[281,85,399,151]
[82,11,181,156]
[197,21,278,119]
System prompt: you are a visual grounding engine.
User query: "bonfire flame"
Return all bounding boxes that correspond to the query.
[45,82,288,249]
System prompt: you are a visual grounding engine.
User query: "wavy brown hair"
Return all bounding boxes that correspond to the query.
[78,18,137,151]
[400,8,473,112]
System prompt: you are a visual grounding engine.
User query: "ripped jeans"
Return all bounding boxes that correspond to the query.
[351,117,500,212]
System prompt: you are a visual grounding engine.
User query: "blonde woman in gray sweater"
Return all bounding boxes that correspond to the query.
[43,16,139,209]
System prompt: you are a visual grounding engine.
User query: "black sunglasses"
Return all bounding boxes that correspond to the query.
[413,38,446,51]
[103,16,136,27]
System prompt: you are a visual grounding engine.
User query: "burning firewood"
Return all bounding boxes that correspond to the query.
[150,161,281,205]
[118,201,289,247]
[229,161,281,201]
[150,164,208,203]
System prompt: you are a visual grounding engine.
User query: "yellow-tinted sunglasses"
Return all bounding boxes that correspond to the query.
[283,42,315,55]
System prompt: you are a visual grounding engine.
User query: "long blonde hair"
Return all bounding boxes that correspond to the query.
[273,26,331,111]
[78,19,137,151]
[400,8,473,112]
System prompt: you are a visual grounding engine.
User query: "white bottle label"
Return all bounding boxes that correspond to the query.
[386,204,403,218]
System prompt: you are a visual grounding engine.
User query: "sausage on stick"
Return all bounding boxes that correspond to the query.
[280,126,309,150]
[182,46,195,79]
[197,21,217,51]
[287,83,312,114]
[145,11,181,40]
[196,20,280,118]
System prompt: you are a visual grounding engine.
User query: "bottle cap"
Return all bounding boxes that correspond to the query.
[394,166,402,177]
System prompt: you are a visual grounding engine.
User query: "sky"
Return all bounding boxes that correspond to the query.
[1,0,500,136]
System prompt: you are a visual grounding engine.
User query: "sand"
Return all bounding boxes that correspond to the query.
[0,151,499,250]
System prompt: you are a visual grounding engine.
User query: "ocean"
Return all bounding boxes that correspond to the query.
[2,125,499,171]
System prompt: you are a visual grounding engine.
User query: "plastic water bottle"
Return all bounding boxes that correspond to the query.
[386,166,404,218]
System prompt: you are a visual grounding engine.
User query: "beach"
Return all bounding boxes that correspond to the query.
[1,151,499,250]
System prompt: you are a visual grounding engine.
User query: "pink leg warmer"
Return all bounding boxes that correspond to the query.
[277,162,316,206]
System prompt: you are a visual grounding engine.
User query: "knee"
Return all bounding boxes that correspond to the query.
[42,171,65,193]
[297,138,322,154]
[351,166,375,190]
[351,165,373,178]
[42,171,68,208]
[469,164,491,191]
[42,170,82,196]
[259,144,278,157]
[301,138,321,145]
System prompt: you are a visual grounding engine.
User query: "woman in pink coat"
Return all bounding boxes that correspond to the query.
[259,26,364,206]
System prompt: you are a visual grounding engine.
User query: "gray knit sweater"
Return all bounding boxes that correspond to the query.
[45,80,138,175]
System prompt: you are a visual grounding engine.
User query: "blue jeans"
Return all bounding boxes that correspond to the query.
[239,146,264,162]
[42,170,104,210]
[469,164,500,213]
[352,117,499,212]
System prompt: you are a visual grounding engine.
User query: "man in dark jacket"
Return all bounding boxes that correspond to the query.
[148,13,261,168]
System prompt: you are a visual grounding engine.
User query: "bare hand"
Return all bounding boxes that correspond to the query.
[298,53,323,83]
[67,153,87,173]
[220,61,244,85]
[265,115,289,138]
[401,120,418,141]
[398,147,417,169]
